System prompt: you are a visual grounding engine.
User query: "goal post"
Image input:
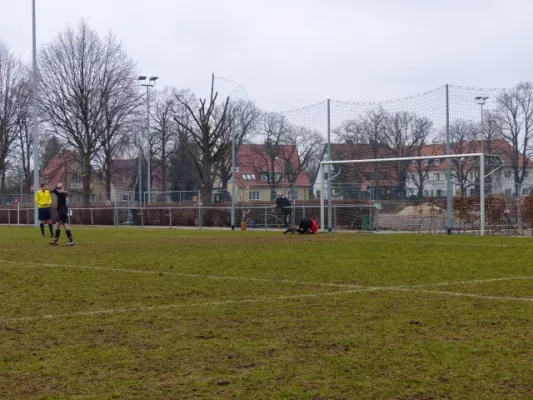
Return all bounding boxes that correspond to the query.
[320,153,487,235]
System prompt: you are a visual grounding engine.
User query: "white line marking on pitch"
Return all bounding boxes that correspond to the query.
[389,288,533,303]
[0,287,385,323]
[358,240,527,248]
[0,260,362,289]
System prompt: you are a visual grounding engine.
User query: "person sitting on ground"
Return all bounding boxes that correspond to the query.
[284,217,319,234]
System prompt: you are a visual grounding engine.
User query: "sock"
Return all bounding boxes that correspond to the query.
[48,224,54,235]
[40,224,45,235]
[55,229,61,242]
[66,229,73,242]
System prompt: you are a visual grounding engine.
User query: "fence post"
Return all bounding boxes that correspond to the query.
[198,192,202,229]
[17,203,20,226]
[141,207,144,228]
[8,209,11,225]
[302,205,305,219]
[27,208,30,226]
[90,208,93,226]
[264,206,268,231]
[169,207,172,229]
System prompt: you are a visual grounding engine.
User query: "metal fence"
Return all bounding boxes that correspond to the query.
[2,197,531,235]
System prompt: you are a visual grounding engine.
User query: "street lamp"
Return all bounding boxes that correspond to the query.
[138,75,158,205]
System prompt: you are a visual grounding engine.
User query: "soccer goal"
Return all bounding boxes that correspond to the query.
[319,153,503,235]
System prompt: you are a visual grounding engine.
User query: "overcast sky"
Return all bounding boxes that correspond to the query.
[1,0,532,111]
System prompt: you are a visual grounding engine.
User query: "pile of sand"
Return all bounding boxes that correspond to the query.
[397,203,445,217]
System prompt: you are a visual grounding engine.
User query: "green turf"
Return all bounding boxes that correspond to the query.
[1,227,533,399]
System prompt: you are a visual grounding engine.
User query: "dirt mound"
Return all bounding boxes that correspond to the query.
[397,203,445,217]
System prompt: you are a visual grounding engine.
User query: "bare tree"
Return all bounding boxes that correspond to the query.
[215,99,261,190]
[151,87,177,193]
[11,69,34,194]
[173,74,233,204]
[39,20,139,204]
[495,82,533,195]
[381,111,433,193]
[447,120,480,197]
[408,142,441,199]
[0,41,26,193]
[276,125,324,199]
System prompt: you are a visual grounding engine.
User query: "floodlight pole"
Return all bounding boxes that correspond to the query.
[138,76,158,205]
[230,111,236,230]
[32,0,39,226]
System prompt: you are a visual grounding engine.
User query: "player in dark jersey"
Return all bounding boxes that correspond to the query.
[50,183,74,246]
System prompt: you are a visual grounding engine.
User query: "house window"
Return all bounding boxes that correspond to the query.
[467,157,473,163]
[504,170,511,179]
[434,159,441,165]
[523,188,530,196]
[260,173,268,181]
[411,160,417,166]
[505,188,512,195]
[424,190,429,197]
[435,173,440,181]
[524,170,529,178]
[248,191,260,201]
[430,190,434,197]
[288,190,299,200]
[424,160,429,166]
[122,195,130,201]
[437,189,443,197]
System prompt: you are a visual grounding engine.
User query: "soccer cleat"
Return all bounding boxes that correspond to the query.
[41,234,45,238]
[66,241,75,246]
[49,241,58,246]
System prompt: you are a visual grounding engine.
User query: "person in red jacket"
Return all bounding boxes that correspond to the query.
[284,217,319,234]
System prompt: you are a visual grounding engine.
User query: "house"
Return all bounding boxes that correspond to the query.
[406,139,533,197]
[39,151,107,204]
[313,139,533,200]
[228,144,312,202]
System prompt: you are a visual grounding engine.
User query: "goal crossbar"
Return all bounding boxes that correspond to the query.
[319,153,486,235]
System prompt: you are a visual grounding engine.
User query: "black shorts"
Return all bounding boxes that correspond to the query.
[57,213,69,224]
[38,208,51,221]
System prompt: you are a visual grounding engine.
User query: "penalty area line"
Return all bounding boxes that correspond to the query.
[0,259,363,289]
[0,287,385,323]
[388,287,533,303]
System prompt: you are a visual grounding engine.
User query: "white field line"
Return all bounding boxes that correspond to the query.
[0,260,362,289]
[0,287,385,323]
[413,275,533,288]
[2,259,533,291]
[389,287,533,303]
[357,239,528,248]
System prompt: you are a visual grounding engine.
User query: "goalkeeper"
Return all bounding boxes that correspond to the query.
[284,217,319,234]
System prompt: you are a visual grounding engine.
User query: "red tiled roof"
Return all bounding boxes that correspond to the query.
[237,144,311,187]
[40,150,80,188]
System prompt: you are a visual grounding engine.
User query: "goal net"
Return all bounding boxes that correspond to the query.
[318,153,503,235]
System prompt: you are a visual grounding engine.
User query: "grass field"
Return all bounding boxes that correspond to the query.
[1,227,533,399]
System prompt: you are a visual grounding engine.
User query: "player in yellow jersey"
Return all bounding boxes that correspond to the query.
[35,183,54,238]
